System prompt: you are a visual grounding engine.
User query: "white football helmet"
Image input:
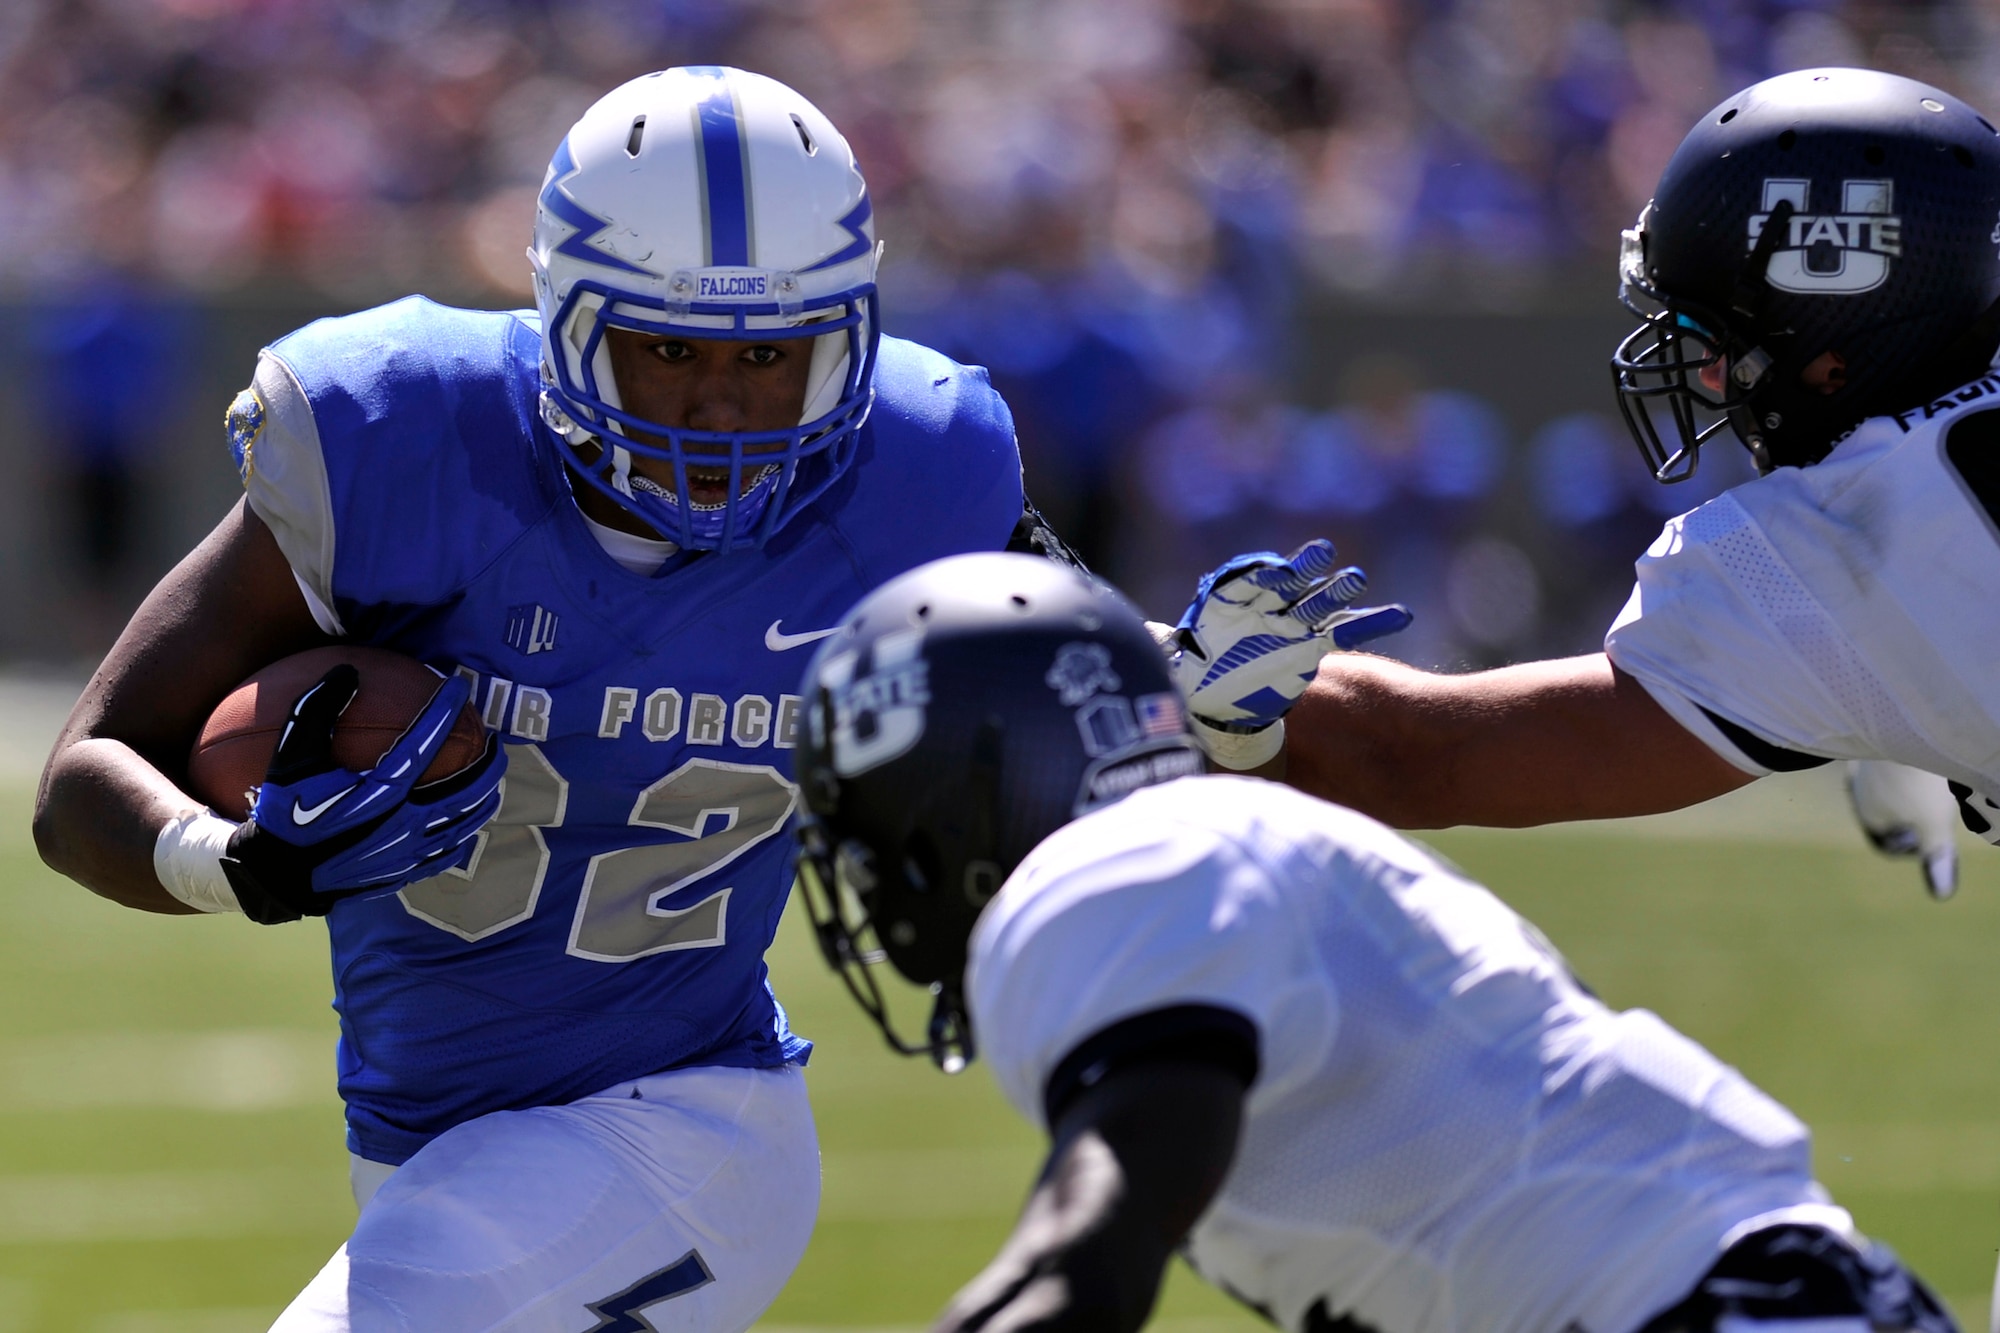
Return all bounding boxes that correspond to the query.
[530,66,880,552]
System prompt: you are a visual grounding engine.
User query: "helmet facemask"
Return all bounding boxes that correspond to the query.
[538,272,878,552]
[791,716,1002,1076]
[1618,196,2000,479]
[1613,201,1791,480]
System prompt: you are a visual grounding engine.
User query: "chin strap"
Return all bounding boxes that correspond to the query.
[1724,198,1796,469]
[607,443,636,497]
[539,384,640,499]
[917,716,1004,1076]
[927,983,974,1074]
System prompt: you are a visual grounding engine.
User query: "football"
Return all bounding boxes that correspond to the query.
[188,646,488,821]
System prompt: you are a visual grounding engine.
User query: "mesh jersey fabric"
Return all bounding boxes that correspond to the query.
[968,776,1840,1333]
[1605,367,2000,789]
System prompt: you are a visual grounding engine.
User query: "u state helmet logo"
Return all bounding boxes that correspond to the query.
[816,628,930,778]
[1748,178,1903,295]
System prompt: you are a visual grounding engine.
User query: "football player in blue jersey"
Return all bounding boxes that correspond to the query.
[32,66,1084,1333]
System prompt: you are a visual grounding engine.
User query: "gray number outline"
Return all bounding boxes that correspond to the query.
[399,742,569,942]
[565,758,799,963]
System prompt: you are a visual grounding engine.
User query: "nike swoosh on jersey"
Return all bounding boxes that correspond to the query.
[765,621,841,652]
[292,787,356,825]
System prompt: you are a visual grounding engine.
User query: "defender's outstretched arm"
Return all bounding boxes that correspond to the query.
[1284,651,1753,829]
[34,499,331,911]
[933,1062,1246,1333]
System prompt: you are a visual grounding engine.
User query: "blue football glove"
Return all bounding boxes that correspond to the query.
[219,665,505,925]
[1172,539,1412,730]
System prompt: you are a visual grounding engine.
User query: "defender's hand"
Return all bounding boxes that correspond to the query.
[220,666,505,924]
[1847,760,1959,900]
[1172,539,1412,729]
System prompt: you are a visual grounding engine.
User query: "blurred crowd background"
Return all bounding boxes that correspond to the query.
[0,0,1987,667]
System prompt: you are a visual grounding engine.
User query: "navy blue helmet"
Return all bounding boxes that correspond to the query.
[1613,68,2000,479]
[792,553,1203,1070]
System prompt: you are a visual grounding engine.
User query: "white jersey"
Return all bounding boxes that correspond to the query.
[967,777,1842,1333]
[1606,370,2000,788]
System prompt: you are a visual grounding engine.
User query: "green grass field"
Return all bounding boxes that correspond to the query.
[2,775,1998,1332]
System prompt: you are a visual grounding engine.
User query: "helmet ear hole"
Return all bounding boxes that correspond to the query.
[963,861,1001,907]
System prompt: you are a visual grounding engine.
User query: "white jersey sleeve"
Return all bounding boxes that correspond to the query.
[232,351,343,635]
[1605,385,2000,792]
[967,777,1835,1333]
[967,785,1339,1130]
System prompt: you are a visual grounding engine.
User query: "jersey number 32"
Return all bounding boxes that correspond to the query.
[397,743,797,961]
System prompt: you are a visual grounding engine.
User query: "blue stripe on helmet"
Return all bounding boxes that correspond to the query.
[542,137,656,277]
[686,66,750,267]
[803,193,873,273]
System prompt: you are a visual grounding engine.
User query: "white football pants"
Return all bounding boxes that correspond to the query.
[271,1063,818,1333]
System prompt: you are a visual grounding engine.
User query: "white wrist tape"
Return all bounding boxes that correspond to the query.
[153,809,243,914]
[1192,717,1285,771]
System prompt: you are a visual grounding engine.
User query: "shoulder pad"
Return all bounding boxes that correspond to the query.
[819,336,1023,577]
[258,299,560,613]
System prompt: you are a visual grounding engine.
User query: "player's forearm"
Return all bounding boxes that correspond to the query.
[34,736,203,913]
[932,1135,1156,1333]
[34,502,331,915]
[935,1065,1242,1333]
[1285,652,1752,828]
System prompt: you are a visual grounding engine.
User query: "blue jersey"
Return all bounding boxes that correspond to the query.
[233,297,1024,1163]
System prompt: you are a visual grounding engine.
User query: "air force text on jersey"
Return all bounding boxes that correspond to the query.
[456,668,807,752]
